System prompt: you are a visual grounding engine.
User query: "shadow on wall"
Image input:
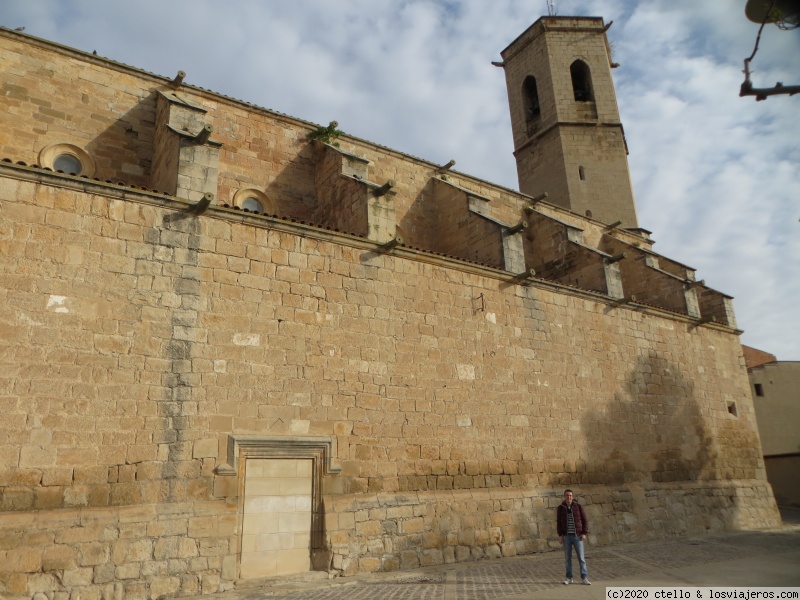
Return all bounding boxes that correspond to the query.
[265,140,323,222]
[542,350,765,542]
[84,89,320,216]
[398,179,438,254]
[83,91,158,188]
[579,350,713,486]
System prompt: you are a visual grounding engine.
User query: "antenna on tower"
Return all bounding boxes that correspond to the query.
[546,0,557,16]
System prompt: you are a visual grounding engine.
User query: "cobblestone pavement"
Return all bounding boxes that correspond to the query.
[182,524,800,600]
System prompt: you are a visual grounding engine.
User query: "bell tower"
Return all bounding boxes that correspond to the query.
[500,16,639,228]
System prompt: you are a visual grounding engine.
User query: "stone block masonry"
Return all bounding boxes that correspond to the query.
[0,20,778,600]
[0,173,779,598]
[501,17,639,227]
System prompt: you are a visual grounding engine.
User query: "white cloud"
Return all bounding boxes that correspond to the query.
[2,0,798,357]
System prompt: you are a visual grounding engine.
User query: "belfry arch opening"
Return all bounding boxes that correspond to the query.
[522,75,541,121]
[570,60,594,102]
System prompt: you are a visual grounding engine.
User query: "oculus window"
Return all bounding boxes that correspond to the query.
[38,143,96,177]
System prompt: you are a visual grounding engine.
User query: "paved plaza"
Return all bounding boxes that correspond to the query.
[180,508,800,600]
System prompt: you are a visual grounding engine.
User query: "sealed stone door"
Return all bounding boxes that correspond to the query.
[240,458,313,578]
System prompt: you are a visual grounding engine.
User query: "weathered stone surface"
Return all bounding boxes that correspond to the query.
[41,545,76,571]
[0,14,779,600]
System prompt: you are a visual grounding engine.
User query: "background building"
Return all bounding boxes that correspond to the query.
[744,346,800,507]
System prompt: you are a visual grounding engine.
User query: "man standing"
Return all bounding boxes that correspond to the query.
[556,489,590,585]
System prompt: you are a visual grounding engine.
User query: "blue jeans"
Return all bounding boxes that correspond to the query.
[563,534,588,580]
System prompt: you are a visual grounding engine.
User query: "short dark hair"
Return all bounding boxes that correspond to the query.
[564,489,573,495]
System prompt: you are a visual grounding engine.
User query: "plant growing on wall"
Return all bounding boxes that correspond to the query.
[308,120,343,146]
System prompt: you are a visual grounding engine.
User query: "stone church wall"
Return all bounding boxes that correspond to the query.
[0,171,779,597]
[0,25,779,600]
[0,37,156,188]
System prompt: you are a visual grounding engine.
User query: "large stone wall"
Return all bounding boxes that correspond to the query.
[0,25,780,600]
[0,29,642,255]
[0,36,156,187]
[0,171,780,598]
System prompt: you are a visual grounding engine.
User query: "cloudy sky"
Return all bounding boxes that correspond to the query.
[2,1,798,359]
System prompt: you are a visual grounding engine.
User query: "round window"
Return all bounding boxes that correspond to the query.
[39,143,96,177]
[232,189,272,215]
[241,197,263,213]
[53,153,83,175]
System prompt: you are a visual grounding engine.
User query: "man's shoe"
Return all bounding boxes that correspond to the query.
[563,579,573,585]
[582,578,592,585]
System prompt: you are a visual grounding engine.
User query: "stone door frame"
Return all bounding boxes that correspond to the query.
[219,435,341,574]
